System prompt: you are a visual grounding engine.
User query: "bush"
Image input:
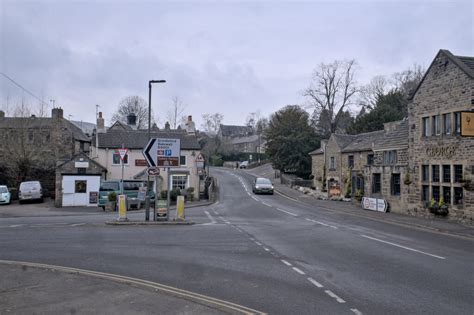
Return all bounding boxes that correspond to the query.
[108,191,117,202]
[160,188,181,201]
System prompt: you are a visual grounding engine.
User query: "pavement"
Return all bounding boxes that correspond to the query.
[242,164,474,239]
[0,261,253,315]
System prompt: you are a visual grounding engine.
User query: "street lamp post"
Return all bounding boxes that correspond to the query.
[145,80,166,221]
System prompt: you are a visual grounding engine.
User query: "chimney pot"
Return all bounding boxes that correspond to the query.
[51,107,63,119]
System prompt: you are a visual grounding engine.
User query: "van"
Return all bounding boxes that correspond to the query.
[19,181,43,204]
[98,180,153,210]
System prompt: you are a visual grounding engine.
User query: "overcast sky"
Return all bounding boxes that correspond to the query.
[1,0,472,128]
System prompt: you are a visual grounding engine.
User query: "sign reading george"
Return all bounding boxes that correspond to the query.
[143,138,181,167]
[461,111,474,137]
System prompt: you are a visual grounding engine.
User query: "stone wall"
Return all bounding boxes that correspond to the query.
[408,51,474,223]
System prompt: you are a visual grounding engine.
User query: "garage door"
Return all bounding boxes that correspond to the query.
[62,175,100,207]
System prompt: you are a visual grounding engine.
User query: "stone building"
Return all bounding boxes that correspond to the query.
[406,49,474,221]
[364,119,409,213]
[0,108,91,193]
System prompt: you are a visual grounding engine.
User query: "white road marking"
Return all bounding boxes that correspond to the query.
[274,190,299,202]
[251,196,259,202]
[204,211,217,224]
[351,308,363,315]
[307,277,323,288]
[8,224,24,228]
[263,247,270,251]
[71,223,86,227]
[330,225,338,229]
[325,290,346,303]
[255,241,262,246]
[276,208,298,216]
[281,259,292,266]
[292,267,305,275]
[361,235,446,260]
[261,202,272,207]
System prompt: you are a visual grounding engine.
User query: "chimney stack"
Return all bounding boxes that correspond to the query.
[51,108,63,119]
[97,111,105,133]
[185,115,196,135]
[127,113,137,129]
[165,121,170,130]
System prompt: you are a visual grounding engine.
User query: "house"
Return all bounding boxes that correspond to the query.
[218,124,265,156]
[310,49,473,222]
[90,114,202,200]
[406,49,473,221]
[0,108,91,193]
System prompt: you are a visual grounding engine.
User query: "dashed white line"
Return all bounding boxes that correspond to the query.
[361,234,446,260]
[71,223,86,227]
[263,247,270,252]
[325,290,346,303]
[251,196,259,202]
[255,241,262,246]
[292,267,306,275]
[261,202,272,207]
[307,277,324,288]
[351,308,363,315]
[281,259,292,266]
[276,208,298,216]
[8,224,23,228]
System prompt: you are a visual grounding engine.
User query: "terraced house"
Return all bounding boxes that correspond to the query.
[311,49,474,223]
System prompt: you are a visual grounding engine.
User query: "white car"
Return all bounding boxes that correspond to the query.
[19,181,44,204]
[0,185,11,205]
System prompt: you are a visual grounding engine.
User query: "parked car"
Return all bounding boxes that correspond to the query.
[98,180,154,210]
[252,177,274,195]
[0,185,11,205]
[18,181,43,203]
[239,161,249,169]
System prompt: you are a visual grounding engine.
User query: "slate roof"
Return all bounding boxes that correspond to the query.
[98,130,201,150]
[0,117,90,142]
[374,119,409,151]
[231,135,259,145]
[219,124,253,137]
[341,130,384,153]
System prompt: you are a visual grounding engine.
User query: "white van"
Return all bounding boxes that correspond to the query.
[19,181,43,204]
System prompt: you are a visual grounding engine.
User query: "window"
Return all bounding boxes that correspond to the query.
[454,165,463,182]
[442,165,451,183]
[432,165,440,182]
[443,113,451,135]
[383,150,397,165]
[432,115,441,135]
[442,186,451,204]
[367,154,374,166]
[422,165,429,182]
[330,157,335,170]
[113,153,128,165]
[422,117,430,137]
[454,112,461,135]
[348,155,354,168]
[372,173,381,193]
[454,187,463,205]
[172,175,187,190]
[180,156,186,166]
[432,186,440,202]
[391,174,401,196]
[422,185,429,202]
[75,180,87,193]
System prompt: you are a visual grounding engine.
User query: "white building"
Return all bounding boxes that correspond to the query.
[91,114,202,200]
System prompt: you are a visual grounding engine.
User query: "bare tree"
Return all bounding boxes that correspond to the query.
[392,64,425,97]
[304,59,359,138]
[111,95,150,129]
[359,75,389,110]
[201,113,224,135]
[166,96,187,129]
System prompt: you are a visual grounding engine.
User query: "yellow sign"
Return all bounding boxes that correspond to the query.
[461,112,474,137]
[176,196,185,220]
[118,194,127,220]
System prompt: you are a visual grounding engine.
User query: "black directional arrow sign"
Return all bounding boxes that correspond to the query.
[143,138,157,167]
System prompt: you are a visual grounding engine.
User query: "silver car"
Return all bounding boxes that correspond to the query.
[252,177,274,195]
[19,181,43,204]
[0,185,11,205]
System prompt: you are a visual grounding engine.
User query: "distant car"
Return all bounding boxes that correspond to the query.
[0,185,11,205]
[252,177,274,195]
[239,161,249,169]
[19,181,43,204]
